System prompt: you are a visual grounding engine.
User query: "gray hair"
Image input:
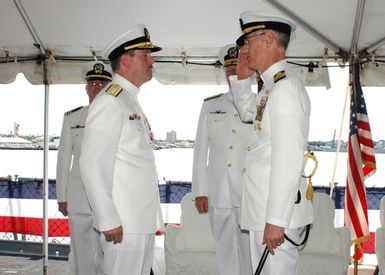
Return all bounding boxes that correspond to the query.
[271,30,290,50]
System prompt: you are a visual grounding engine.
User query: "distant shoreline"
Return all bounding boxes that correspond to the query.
[0,146,384,154]
[0,147,57,151]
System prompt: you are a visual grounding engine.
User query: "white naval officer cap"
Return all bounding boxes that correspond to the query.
[236,11,296,46]
[103,23,162,62]
[218,44,239,67]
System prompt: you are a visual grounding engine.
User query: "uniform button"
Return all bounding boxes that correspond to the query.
[242,168,247,173]
[247,146,251,151]
[234,113,239,118]
[229,145,233,150]
[254,125,258,131]
[228,163,232,168]
[232,129,237,134]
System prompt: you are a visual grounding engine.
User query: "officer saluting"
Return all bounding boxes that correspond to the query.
[56,63,112,275]
[229,12,314,275]
[79,24,163,275]
[192,44,253,275]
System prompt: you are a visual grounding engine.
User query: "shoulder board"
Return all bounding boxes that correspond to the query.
[274,71,286,83]
[204,93,223,102]
[105,84,123,97]
[65,106,83,116]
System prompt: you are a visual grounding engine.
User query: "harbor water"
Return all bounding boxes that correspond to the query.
[0,149,384,188]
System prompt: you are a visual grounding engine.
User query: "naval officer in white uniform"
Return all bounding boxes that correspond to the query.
[192,44,253,275]
[79,24,164,275]
[229,12,314,275]
[56,63,112,275]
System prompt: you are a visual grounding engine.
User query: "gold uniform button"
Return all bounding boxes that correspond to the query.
[229,145,233,150]
[228,163,232,168]
[247,146,251,151]
[242,168,247,173]
[232,129,237,134]
[233,113,239,118]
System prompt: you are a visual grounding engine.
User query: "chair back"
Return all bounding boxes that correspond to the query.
[177,192,215,250]
[301,192,335,252]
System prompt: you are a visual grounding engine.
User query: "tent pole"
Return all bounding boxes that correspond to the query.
[351,0,366,56]
[262,0,347,58]
[42,59,50,275]
[329,82,349,197]
[349,57,359,275]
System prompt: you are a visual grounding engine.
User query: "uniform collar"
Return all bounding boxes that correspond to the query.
[113,73,140,96]
[261,59,287,90]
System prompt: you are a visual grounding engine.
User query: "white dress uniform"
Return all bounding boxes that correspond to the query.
[79,73,163,275]
[230,60,314,275]
[192,91,253,275]
[56,106,103,275]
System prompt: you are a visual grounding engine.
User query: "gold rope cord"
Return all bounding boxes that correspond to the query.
[303,150,318,200]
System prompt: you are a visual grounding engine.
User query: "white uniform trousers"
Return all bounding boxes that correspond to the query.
[250,228,302,275]
[101,233,155,275]
[209,207,252,275]
[67,247,75,275]
[68,213,103,275]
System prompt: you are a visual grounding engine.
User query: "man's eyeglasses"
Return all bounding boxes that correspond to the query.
[244,32,265,46]
[88,81,108,88]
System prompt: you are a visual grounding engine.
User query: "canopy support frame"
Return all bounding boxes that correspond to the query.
[263,0,349,60]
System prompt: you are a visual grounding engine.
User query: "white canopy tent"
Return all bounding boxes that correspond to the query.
[1,0,385,273]
[1,0,385,86]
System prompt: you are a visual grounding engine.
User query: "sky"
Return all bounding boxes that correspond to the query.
[0,65,384,142]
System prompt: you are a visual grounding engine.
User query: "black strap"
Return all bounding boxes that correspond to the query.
[254,224,311,275]
[254,246,269,275]
[284,224,311,246]
[150,268,154,275]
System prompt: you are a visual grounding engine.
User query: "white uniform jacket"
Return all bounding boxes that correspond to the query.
[192,92,252,208]
[229,60,313,231]
[79,74,163,233]
[56,106,92,214]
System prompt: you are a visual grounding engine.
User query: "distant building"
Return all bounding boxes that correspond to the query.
[166,131,177,144]
[14,122,20,137]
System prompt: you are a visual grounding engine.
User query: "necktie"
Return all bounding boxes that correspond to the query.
[256,74,264,92]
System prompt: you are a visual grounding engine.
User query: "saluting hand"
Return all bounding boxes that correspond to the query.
[103,225,123,244]
[236,46,254,80]
[263,223,285,255]
[195,196,209,213]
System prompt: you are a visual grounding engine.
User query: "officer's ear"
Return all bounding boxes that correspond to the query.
[265,31,276,48]
[120,54,132,67]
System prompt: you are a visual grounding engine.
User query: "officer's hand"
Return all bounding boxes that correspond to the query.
[58,202,68,217]
[103,225,123,244]
[262,223,285,255]
[236,46,254,80]
[195,196,209,213]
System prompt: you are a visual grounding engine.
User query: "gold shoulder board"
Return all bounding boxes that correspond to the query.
[105,84,123,97]
[204,93,223,102]
[65,106,83,116]
[274,71,286,83]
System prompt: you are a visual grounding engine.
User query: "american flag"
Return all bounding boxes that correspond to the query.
[345,63,376,243]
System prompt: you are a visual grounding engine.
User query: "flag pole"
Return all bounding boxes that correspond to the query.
[354,243,358,275]
[329,81,349,198]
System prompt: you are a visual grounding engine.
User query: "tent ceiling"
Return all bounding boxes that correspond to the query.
[1,0,385,85]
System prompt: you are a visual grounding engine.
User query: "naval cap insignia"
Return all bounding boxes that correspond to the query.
[144,28,150,40]
[228,47,238,58]
[239,18,244,28]
[93,63,104,74]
